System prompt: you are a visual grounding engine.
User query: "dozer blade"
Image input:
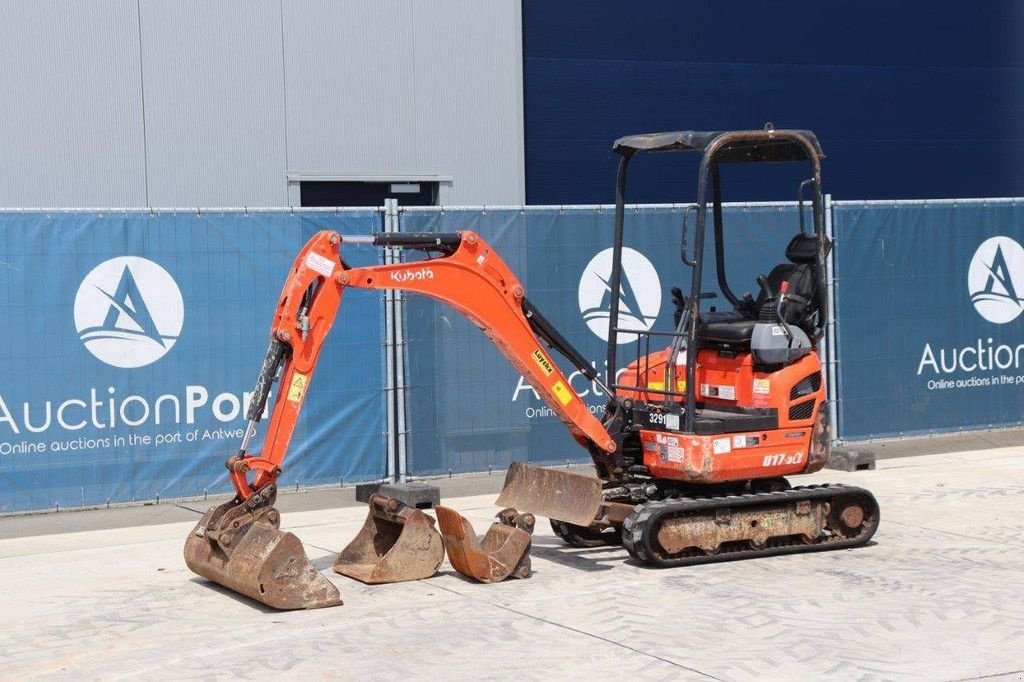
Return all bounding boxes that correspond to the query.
[184,498,342,610]
[495,462,603,528]
[333,494,444,584]
[436,506,535,583]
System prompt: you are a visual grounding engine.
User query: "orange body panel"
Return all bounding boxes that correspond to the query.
[620,348,826,483]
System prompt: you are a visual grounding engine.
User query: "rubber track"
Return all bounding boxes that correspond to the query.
[621,484,880,568]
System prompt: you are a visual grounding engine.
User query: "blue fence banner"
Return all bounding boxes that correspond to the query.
[0,210,387,512]
[833,199,1024,440]
[400,204,804,476]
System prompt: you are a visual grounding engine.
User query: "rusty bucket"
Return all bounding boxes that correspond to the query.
[436,506,535,583]
[184,494,342,610]
[332,494,444,584]
[495,462,604,527]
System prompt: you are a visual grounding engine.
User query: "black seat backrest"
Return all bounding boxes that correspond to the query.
[755,233,831,332]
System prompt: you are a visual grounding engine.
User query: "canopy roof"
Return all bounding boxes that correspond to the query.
[612,129,824,163]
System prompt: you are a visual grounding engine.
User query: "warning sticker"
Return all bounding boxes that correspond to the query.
[732,435,760,449]
[532,349,555,377]
[665,413,680,431]
[287,372,309,403]
[712,438,732,455]
[701,384,736,401]
[666,445,684,462]
[551,380,573,406]
[647,380,665,391]
[753,378,771,395]
[305,252,335,278]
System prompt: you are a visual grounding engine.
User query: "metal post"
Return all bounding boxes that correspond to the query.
[383,201,397,482]
[824,194,841,445]
[386,198,410,482]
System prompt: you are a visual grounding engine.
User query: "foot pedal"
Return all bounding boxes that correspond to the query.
[435,506,535,583]
[333,494,444,584]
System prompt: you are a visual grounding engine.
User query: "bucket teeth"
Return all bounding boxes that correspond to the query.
[333,494,444,584]
[495,462,604,527]
[184,500,342,610]
[436,506,535,583]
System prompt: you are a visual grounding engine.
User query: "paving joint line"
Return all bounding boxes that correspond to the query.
[885,519,1009,546]
[428,581,723,680]
[951,669,1024,681]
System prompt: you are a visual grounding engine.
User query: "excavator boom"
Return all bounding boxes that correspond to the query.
[185,229,615,608]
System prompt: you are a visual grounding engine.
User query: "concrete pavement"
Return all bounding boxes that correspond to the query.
[0,447,1022,680]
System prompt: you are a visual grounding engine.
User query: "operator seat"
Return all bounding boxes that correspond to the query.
[696,233,829,349]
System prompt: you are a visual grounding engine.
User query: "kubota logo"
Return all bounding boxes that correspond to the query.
[74,257,184,368]
[968,236,1024,324]
[578,247,661,344]
[390,268,435,283]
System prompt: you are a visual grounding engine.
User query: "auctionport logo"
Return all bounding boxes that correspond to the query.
[578,247,661,344]
[73,257,184,368]
[968,236,1024,324]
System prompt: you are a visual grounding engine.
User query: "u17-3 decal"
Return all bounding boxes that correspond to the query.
[763,452,804,467]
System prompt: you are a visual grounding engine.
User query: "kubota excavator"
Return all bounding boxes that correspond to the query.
[184,127,879,609]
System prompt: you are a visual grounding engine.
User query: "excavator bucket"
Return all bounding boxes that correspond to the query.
[495,462,604,528]
[333,494,444,584]
[436,506,535,583]
[184,497,342,610]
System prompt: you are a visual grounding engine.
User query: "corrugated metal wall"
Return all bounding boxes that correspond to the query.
[0,0,524,207]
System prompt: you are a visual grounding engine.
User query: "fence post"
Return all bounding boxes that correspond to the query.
[392,201,410,483]
[824,194,841,445]
[381,199,410,482]
[383,201,397,482]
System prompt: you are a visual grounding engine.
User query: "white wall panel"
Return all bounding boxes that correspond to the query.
[283,0,524,204]
[411,0,524,204]
[139,0,288,206]
[0,0,524,208]
[0,0,146,207]
[282,0,419,175]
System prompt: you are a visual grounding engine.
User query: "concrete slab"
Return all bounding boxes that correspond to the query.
[0,448,1022,680]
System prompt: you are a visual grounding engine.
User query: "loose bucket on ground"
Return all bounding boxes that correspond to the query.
[184,493,342,610]
[333,494,444,584]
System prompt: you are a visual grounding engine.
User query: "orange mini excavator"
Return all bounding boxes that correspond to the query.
[185,128,879,609]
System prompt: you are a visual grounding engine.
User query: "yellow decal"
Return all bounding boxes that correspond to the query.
[753,378,771,395]
[531,349,555,377]
[551,380,573,406]
[287,372,309,403]
[647,380,665,391]
[676,379,687,391]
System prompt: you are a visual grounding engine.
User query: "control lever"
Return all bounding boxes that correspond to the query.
[757,275,772,300]
[775,280,795,342]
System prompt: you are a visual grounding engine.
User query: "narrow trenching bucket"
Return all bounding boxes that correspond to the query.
[333,494,444,584]
[495,462,604,528]
[184,496,342,610]
[436,506,535,583]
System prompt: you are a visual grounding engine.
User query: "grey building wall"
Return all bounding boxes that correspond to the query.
[0,0,524,208]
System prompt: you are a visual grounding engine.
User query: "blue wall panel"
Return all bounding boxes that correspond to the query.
[523,1,1024,204]
[0,211,386,512]
[833,200,1024,439]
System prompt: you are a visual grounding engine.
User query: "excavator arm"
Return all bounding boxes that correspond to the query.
[228,229,617,501]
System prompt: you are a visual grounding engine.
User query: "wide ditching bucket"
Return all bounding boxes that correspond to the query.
[184,495,342,610]
[495,462,604,528]
[436,506,535,583]
[333,494,444,584]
